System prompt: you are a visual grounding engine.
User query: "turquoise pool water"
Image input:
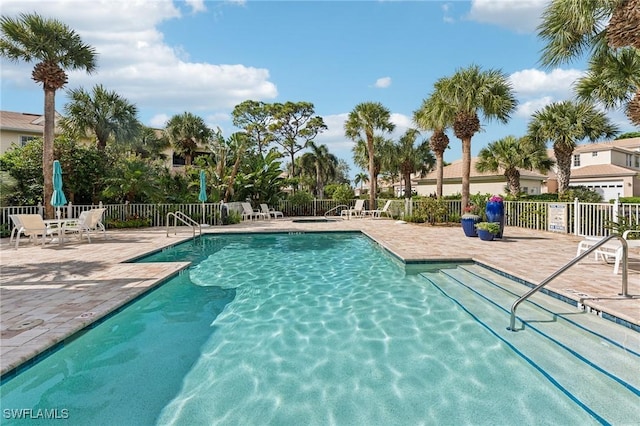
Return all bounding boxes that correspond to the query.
[0,233,634,425]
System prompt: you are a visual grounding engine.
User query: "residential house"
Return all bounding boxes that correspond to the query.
[413,157,548,197]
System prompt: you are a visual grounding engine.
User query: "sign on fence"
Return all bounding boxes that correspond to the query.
[548,203,567,233]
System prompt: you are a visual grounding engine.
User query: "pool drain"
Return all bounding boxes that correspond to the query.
[7,319,44,331]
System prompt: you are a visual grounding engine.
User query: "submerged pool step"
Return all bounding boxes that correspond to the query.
[419,268,640,425]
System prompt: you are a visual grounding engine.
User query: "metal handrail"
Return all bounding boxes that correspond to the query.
[166,211,201,239]
[507,234,629,332]
[324,204,349,219]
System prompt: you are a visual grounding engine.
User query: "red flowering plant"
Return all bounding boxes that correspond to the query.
[462,204,481,218]
[489,195,504,203]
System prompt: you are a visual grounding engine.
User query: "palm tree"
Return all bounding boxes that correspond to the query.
[575,48,640,126]
[527,100,618,194]
[0,13,97,218]
[353,172,369,193]
[61,84,141,150]
[434,65,517,211]
[413,90,454,198]
[300,142,338,199]
[538,0,640,125]
[352,136,392,201]
[475,136,554,196]
[165,112,213,167]
[344,102,395,209]
[389,129,435,198]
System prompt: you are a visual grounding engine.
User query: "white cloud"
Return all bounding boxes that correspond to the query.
[374,77,392,88]
[509,68,584,117]
[466,0,549,33]
[515,96,554,117]
[0,0,277,124]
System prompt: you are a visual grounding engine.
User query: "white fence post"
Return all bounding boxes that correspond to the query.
[573,198,580,236]
[613,197,619,225]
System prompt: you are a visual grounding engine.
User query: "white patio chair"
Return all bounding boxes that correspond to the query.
[241,202,267,221]
[12,214,59,248]
[340,199,365,219]
[63,208,107,243]
[366,200,393,219]
[260,203,283,219]
[577,230,640,274]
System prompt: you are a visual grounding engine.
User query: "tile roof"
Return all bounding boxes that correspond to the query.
[0,110,61,133]
[418,157,547,181]
[570,164,639,178]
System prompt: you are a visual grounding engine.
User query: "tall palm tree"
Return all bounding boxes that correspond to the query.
[352,136,392,201]
[300,142,338,199]
[389,129,435,198]
[527,100,618,194]
[1,13,97,218]
[475,136,554,196]
[435,65,517,211]
[538,0,640,125]
[165,112,213,167]
[61,84,141,150]
[344,102,395,209]
[353,172,369,193]
[413,90,454,198]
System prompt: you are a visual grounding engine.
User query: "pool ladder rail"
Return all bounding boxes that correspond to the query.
[166,211,201,239]
[508,234,629,332]
[324,204,350,219]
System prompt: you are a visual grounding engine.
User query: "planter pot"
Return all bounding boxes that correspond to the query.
[485,201,505,238]
[477,229,495,241]
[461,215,480,237]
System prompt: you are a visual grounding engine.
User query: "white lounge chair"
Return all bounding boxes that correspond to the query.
[63,208,107,242]
[12,214,60,248]
[577,230,640,274]
[241,202,267,221]
[366,200,393,219]
[260,203,283,219]
[341,199,365,219]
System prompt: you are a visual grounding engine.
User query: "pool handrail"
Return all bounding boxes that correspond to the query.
[507,234,629,332]
[166,211,201,239]
[324,204,349,219]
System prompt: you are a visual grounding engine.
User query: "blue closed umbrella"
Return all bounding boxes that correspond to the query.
[199,170,207,224]
[50,160,67,219]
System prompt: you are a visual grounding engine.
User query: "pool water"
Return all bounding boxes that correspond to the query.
[0,233,636,425]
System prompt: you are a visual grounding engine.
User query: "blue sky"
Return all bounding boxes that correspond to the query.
[1,0,636,179]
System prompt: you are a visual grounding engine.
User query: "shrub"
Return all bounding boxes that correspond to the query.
[105,215,151,228]
[332,184,355,204]
[288,190,314,206]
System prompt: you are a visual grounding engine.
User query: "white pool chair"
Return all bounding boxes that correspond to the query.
[577,230,640,274]
[260,203,283,219]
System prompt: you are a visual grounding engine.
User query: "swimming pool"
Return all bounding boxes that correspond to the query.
[1,233,638,425]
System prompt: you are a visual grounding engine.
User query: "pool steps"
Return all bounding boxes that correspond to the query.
[419,264,640,425]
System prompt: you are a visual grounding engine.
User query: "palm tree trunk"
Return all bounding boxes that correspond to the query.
[505,169,521,196]
[461,137,471,213]
[43,88,56,219]
[556,153,572,194]
[367,140,376,210]
[435,152,444,198]
[403,172,411,199]
[224,157,242,202]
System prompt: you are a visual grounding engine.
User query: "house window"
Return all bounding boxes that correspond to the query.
[592,151,598,157]
[172,153,186,166]
[20,135,37,146]
[573,154,581,167]
[626,154,633,167]
[635,156,639,168]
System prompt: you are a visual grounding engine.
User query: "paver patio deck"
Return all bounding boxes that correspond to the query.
[1,218,639,376]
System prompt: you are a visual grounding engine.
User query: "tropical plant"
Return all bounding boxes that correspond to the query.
[0,13,97,218]
[413,90,454,198]
[344,102,395,211]
[61,84,141,150]
[0,171,17,207]
[101,154,163,203]
[332,184,355,204]
[269,101,327,178]
[527,100,618,194]
[388,128,435,199]
[165,112,213,166]
[476,221,501,235]
[476,135,554,196]
[299,141,338,199]
[431,65,517,212]
[224,132,252,202]
[538,0,640,125]
[235,150,285,205]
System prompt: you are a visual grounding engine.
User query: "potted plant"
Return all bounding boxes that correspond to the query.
[461,205,481,237]
[475,221,501,241]
[485,194,505,238]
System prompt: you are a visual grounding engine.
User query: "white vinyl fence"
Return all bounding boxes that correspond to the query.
[1,199,638,237]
